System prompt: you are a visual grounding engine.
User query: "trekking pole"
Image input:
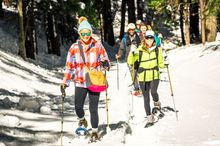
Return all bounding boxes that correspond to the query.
[124,66,129,79]
[60,94,65,146]
[116,59,119,90]
[104,70,110,132]
[166,65,178,121]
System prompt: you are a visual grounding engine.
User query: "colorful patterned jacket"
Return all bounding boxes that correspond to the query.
[62,38,110,88]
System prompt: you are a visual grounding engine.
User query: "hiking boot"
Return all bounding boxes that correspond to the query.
[78,118,88,128]
[154,101,161,110]
[90,132,99,142]
[133,90,142,97]
[146,114,155,124]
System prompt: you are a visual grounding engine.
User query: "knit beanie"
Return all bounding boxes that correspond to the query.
[78,16,92,33]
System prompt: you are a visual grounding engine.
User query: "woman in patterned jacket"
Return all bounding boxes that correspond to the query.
[60,17,110,140]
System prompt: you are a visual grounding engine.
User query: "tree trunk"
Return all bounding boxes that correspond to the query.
[120,0,126,40]
[184,0,190,46]
[127,0,136,23]
[179,0,186,45]
[25,0,36,59]
[45,5,61,56]
[190,1,199,43]
[18,0,26,60]
[200,0,206,45]
[102,0,115,45]
[58,0,66,45]
[218,12,220,31]
[137,0,143,20]
[206,15,217,42]
[99,13,104,43]
[0,0,3,18]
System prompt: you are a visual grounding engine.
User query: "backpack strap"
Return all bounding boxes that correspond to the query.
[137,47,159,89]
[138,50,143,64]
[155,47,159,65]
[78,41,86,65]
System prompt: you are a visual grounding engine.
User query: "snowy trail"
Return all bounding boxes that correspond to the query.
[1,42,220,146]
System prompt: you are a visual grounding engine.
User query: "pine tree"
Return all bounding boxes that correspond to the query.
[102,0,115,45]
[179,0,186,45]
[0,0,3,17]
[137,0,143,20]
[24,0,37,59]
[127,0,136,23]
[184,0,190,46]
[120,0,126,40]
[200,0,206,44]
[190,1,199,43]
[18,0,26,60]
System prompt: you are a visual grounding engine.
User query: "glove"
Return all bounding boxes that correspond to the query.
[164,55,169,66]
[101,60,110,71]
[60,83,67,97]
[115,54,121,60]
[134,61,139,70]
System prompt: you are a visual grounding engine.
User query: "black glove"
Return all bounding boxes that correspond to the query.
[60,83,67,97]
[164,56,169,67]
[134,61,139,70]
[101,60,110,70]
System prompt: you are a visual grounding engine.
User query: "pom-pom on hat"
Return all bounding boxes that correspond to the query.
[78,16,92,33]
[78,16,87,24]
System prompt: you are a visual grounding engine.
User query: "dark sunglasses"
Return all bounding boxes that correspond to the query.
[145,36,154,39]
[81,32,91,36]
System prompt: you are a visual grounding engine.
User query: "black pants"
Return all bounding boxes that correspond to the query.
[139,79,159,116]
[75,87,100,128]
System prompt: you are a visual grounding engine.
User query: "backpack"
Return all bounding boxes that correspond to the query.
[122,33,141,49]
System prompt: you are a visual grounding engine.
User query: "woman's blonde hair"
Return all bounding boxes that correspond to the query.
[141,37,156,50]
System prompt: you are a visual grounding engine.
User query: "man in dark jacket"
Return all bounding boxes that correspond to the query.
[116,23,141,96]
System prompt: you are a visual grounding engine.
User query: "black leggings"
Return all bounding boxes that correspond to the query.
[74,87,100,128]
[139,79,159,116]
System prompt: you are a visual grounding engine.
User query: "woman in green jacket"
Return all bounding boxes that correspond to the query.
[127,30,165,124]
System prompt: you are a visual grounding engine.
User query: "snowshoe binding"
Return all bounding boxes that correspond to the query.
[144,115,155,128]
[152,107,165,119]
[75,118,88,136]
[89,132,100,143]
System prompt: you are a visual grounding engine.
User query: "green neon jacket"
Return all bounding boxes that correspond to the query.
[127,45,165,82]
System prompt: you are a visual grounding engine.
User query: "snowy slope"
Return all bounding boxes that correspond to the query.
[1,41,220,146]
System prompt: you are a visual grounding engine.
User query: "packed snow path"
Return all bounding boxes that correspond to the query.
[1,42,220,146]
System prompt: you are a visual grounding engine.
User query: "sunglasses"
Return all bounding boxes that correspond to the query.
[81,32,91,37]
[145,36,154,39]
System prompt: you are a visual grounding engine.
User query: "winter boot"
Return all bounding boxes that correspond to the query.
[78,118,88,128]
[147,114,155,124]
[90,130,99,142]
[154,101,161,110]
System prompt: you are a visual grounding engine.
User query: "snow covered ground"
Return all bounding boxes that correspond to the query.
[1,41,220,146]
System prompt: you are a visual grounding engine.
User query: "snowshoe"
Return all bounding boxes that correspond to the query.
[144,122,154,128]
[144,115,155,128]
[152,107,165,119]
[75,127,89,136]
